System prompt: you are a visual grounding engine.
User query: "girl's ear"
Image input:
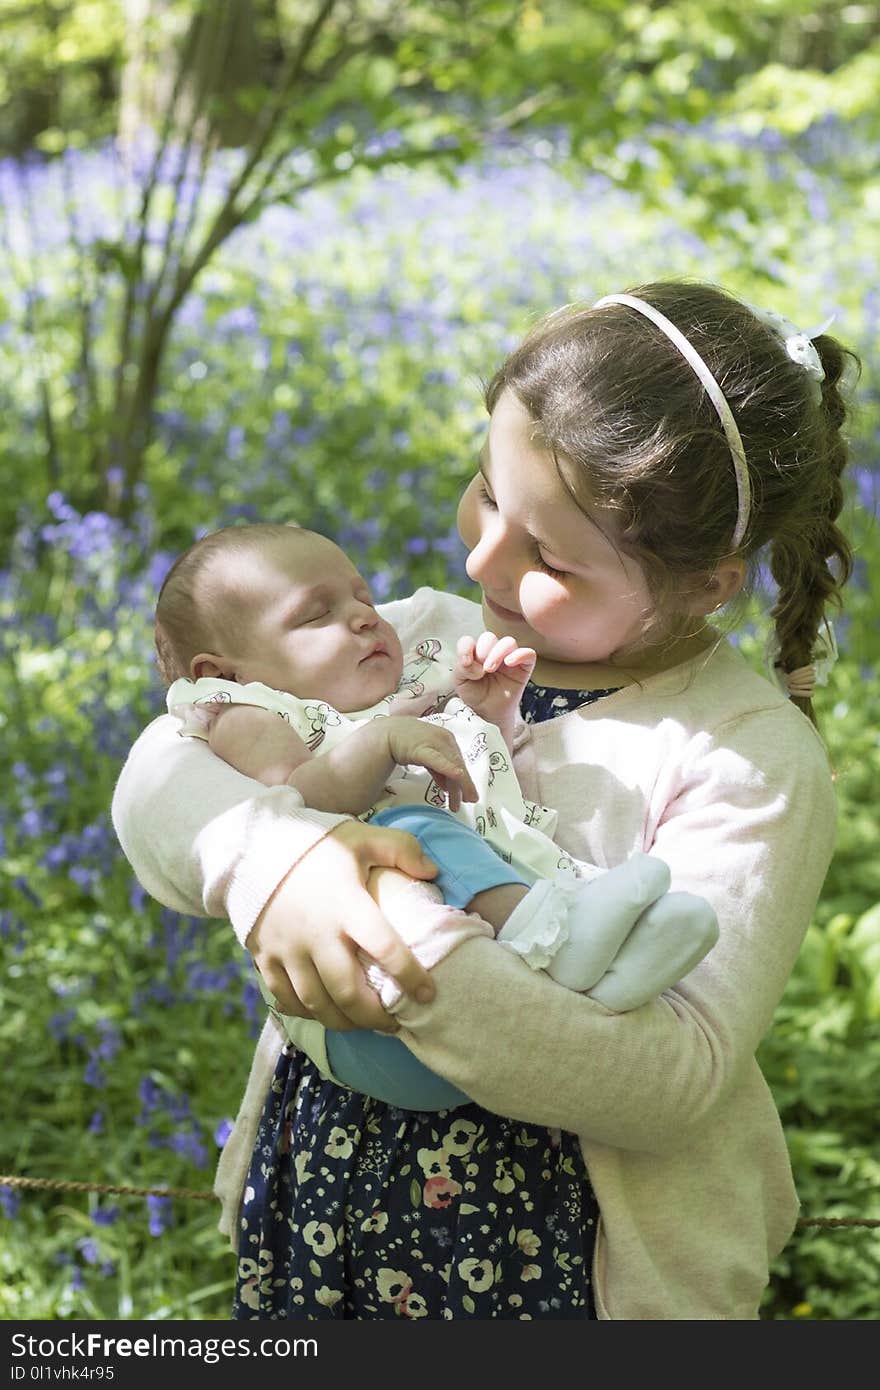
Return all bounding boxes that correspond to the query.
[686,558,747,616]
[190,652,236,680]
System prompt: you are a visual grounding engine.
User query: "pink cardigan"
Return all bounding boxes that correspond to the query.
[112,587,836,1319]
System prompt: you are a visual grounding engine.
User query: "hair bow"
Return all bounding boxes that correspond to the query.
[766,619,838,701]
[746,305,835,403]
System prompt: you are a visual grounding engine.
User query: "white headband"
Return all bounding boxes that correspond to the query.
[594,293,751,550]
[593,293,835,552]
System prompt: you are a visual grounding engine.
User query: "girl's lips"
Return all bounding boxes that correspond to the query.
[360,643,390,662]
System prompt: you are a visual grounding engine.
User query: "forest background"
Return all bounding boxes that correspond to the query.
[0,0,878,1320]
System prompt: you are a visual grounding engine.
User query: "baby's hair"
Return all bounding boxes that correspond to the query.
[154,522,306,685]
[486,280,858,726]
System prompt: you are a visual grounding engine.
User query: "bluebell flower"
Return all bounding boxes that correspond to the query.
[169,1129,208,1167]
[84,1056,105,1089]
[0,1186,21,1219]
[146,1194,173,1236]
[77,1237,100,1266]
[48,1009,77,1042]
[214,1119,234,1147]
[92,1204,119,1227]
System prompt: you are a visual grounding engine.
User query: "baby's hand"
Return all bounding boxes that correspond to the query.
[453,632,537,735]
[384,716,479,813]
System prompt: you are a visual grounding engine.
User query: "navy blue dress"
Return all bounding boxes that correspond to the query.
[232,684,618,1320]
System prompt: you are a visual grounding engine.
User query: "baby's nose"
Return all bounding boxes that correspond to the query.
[351,602,378,630]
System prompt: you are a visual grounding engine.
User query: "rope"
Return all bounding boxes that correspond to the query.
[1,1173,879,1227]
[0,1174,216,1201]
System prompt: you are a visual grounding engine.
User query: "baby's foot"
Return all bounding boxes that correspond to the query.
[498,853,670,984]
[583,892,719,1012]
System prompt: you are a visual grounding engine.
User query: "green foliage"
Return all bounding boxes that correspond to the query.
[753,505,880,1317]
[0,28,878,1319]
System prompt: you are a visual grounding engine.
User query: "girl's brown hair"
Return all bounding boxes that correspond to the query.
[485,280,857,725]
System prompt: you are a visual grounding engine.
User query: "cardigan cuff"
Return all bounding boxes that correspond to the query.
[221,801,351,948]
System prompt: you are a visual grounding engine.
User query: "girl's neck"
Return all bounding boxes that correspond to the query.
[531,627,717,691]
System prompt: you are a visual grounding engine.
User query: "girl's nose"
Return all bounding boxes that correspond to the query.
[465,522,510,590]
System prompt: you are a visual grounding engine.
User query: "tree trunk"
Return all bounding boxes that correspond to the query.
[118,0,271,152]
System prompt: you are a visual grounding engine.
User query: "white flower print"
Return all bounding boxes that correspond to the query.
[517,1230,541,1257]
[294,1151,315,1185]
[492,1160,515,1194]
[442,1117,478,1157]
[376,1268,412,1304]
[324,1126,353,1159]
[402,1292,429,1318]
[303,1221,336,1255]
[360,1210,389,1234]
[315,1285,343,1309]
[458,1257,494,1292]
[521,1264,542,1281]
[417,1146,452,1180]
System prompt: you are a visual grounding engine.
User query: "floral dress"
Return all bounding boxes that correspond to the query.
[232,684,618,1320]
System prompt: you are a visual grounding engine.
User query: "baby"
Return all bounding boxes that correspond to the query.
[155,522,718,1108]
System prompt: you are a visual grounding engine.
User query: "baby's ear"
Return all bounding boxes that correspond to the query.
[190,652,234,680]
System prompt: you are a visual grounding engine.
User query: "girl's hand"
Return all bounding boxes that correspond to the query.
[245,820,440,1032]
[384,716,479,812]
[453,631,537,733]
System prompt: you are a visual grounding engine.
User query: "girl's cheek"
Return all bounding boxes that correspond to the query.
[520,573,568,622]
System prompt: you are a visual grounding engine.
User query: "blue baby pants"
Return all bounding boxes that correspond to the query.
[325,804,528,1110]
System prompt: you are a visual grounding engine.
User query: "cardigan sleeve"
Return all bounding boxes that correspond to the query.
[390,704,836,1154]
[109,587,465,946]
[111,713,349,947]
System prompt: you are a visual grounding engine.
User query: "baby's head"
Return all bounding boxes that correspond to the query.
[154,523,404,712]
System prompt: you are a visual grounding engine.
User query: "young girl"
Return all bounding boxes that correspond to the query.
[112,280,855,1319]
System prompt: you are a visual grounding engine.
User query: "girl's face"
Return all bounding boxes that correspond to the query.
[457,388,655,666]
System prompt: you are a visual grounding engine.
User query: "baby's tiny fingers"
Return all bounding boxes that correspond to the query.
[456,634,477,664]
[504,646,537,669]
[483,635,518,672]
[474,630,499,663]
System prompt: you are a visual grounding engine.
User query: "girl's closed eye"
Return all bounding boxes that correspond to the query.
[533,549,568,580]
[476,480,497,510]
[477,477,568,578]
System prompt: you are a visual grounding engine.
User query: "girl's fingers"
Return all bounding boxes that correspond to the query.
[261,955,355,1031]
[344,822,438,882]
[346,899,434,1006]
[310,935,402,1033]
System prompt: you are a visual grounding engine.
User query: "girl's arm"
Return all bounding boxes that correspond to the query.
[391,710,835,1150]
[253,705,835,1152]
[110,713,440,1029]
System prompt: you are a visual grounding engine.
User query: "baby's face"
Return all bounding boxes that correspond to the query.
[226,532,404,712]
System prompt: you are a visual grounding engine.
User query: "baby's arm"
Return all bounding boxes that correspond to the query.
[453,631,537,750]
[207,705,310,788]
[208,706,478,815]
